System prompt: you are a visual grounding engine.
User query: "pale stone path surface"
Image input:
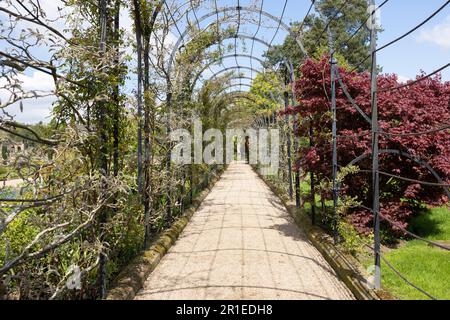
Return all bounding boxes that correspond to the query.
[135,163,354,300]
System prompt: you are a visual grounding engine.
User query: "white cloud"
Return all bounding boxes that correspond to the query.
[120,8,134,32]
[40,1,68,20]
[18,71,55,92]
[1,71,56,124]
[6,96,55,124]
[417,15,450,49]
[0,1,71,40]
[397,75,410,83]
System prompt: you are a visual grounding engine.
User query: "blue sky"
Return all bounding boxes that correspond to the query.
[374,0,450,81]
[1,0,449,123]
[300,0,448,81]
[270,0,450,81]
[191,0,450,83]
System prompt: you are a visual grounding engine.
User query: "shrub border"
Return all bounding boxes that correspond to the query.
[253,167,396,300]
[105,167,226,300]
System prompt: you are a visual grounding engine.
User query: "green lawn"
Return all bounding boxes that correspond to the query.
[271,174,450,300]
[381,206,450,300]
[0,165,18,180]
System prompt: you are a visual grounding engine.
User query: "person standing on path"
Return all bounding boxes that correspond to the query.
[244,135,250,164]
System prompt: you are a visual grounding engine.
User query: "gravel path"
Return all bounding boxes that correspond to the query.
[135,163,354,300]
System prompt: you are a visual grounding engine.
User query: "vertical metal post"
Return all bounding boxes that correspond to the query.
[180,171,185,214]
[328,28,339,244]
[166,89,172,221]
[294,115,301,208]
[310,124,316,225]
[284,89,293,200]
[290,70,301,209]
[369,0,381,290]
[277,103,282,179]
[295,169,301,208]
[190,164,194,205]
[133,3,143,193]
[331,60,338,244]
[97,0,108,299]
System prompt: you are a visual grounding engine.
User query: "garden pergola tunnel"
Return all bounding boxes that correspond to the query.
[141,0,450,296]
[1,0,449,300]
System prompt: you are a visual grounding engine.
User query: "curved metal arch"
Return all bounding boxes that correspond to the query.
[217,54,266,68]
[170,5,307,56]
[215,74,284,96]
[215,86,276,106]
[217,91,278,128]
[216,91,260,105]
[215,75,255,88]
[198,66,264,94]
[167,5,307,82]
[220,75,254,83]
[211,84,255,104]
[344,149,450,199]
[198,66,263,86]
[206,66,268,83]
[205,74,282,98]
[187,33,290,69]
[197,75,254,94]
[201,66,286,105]
[202,66,280,101]
[217,90,264,103]
[214,80,283,105]
[194,52,269,80]
[197,72,283,111]
[218,83,252,92]
[163,2,295,127]
[178,33,291,90]
[215,90,281,117]
[213,88,281,120]
[167,1,307,55]
[188,52,277,94]
[202,90,260,114]
[173,29,293,81]
[216,93,260,116]
[211,74,284,97]
[204,74,277,93]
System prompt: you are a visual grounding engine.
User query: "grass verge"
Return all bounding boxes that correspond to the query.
[381,206,450,300]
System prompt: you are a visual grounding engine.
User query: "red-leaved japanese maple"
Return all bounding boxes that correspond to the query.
[288,57,449,235]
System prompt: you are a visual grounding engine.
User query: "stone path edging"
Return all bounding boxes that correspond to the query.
[105,169,225,300]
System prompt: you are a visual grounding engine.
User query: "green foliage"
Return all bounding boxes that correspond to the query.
[1,145,7,161]
[0,166,11,179]
[0,0,395,301]
[0,210,40,266]
[105,193,145,280]
[176,25,236,101]
[337,220,373,256]
[0,166,6,177]
[264,0,372,72]
[248,71,283,116]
